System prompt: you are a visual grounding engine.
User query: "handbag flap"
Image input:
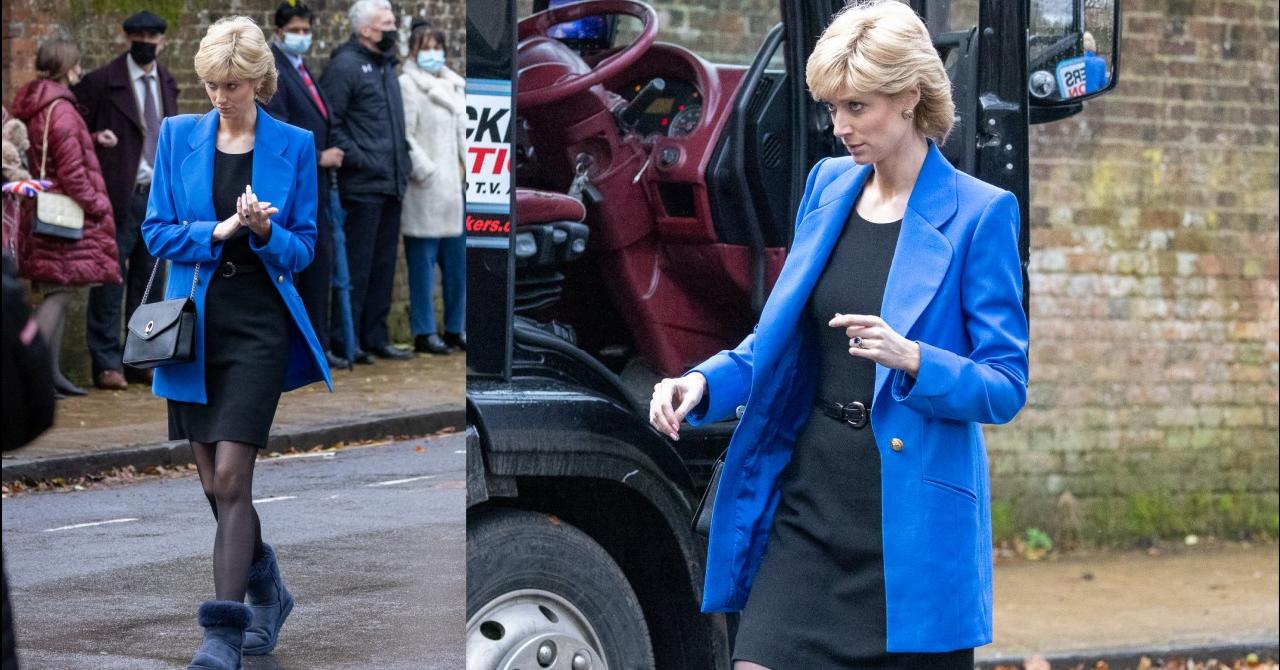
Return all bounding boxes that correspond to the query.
[36,192,85,229]
[127,298,193,341]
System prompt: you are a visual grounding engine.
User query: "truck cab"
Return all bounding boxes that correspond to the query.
[465,1,1120,668]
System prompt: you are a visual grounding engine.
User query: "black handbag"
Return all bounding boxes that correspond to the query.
[691,449,726,538]
[123,259,199,369]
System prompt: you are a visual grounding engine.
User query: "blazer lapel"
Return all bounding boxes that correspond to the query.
[251,107,292,221]
[754,163,871,378]
[874,142,957,400]
[107,56,143,133]
[180,111,218,222]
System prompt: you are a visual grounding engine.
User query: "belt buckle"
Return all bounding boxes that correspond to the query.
[840,400,868,429]
[220,261,237,278]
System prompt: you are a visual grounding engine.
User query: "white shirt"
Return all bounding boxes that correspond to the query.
[126,54,161,185]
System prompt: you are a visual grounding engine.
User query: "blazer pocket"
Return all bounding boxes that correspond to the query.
[922,475,978,504]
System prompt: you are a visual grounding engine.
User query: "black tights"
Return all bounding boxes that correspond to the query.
[192,441,265,602]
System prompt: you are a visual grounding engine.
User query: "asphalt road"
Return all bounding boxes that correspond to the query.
[2,436,465,670]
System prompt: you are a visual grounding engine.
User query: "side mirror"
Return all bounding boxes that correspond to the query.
[1027,0,1120,106]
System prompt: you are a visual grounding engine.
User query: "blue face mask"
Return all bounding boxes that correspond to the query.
[281,32,312,56]
[417,49,446,74]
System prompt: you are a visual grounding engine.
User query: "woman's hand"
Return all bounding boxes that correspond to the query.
[238,185,278,240]
[212,211,242,241]
[649,373,707,441]
[829,313,922,377]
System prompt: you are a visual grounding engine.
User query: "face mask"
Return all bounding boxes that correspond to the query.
[416,49,445,74]
[281,32,312,56]
[129,40,157,66]
[376,29,397,52]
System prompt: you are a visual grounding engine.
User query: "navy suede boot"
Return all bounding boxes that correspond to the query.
[242,543,294,655]
[187,600,251,670]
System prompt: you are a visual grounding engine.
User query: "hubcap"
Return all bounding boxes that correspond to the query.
[467,589,607,670]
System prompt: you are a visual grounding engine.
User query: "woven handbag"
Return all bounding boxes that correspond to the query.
[122,259,199,369]
[32,100,85,240]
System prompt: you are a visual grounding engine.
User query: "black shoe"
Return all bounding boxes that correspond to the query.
[369,344,411,361]
[414,334,451,355]
[442,332,466,351]
[352,349,375,365]
[54,377,89,396]
[325,350,351,370]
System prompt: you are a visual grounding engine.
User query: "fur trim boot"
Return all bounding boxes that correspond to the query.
[187,600,251,670]
[242,543,294,655]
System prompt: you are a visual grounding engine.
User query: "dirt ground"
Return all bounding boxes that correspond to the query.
[986,540,1279,659]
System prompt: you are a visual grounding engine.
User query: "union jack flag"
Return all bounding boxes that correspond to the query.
[1,179,52,198]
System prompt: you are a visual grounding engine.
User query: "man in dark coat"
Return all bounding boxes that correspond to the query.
[319,0,413,362]
[265,1,349,370]
[73,10,179,390]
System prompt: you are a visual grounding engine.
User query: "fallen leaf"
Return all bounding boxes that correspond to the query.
[1024,655,1051,670]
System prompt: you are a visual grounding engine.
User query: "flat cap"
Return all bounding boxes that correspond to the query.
[123,11,166,34]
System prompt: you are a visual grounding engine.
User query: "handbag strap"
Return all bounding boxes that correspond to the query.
[140,258,201,303]
[39,99,62,182]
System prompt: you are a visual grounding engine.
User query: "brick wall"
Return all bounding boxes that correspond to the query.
[515,0,1280,545]
[1002,0,1279,545]
[4,0,465,377]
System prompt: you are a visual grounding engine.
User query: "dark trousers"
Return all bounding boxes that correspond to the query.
[294,182,333,351]
[336,193,402,351]
[87,185,162,375]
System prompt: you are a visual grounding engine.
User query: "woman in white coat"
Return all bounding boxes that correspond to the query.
[400,21,466,355]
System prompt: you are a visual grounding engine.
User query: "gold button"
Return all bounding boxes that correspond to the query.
[890,438,904,451]
[277,275,284,283]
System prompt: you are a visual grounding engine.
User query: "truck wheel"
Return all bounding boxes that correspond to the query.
[467,508,655,670]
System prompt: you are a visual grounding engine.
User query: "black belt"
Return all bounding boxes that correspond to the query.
[217,261,262,278]
[816,398,870,429]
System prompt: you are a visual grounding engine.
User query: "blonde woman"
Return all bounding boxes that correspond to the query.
[649,2,1028,667]
[141,16,331,669]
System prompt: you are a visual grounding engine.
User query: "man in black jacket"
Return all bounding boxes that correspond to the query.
[265,1,349,370]
[319,0,412,362]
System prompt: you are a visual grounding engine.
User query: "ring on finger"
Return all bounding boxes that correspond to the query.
[851,336,865,348]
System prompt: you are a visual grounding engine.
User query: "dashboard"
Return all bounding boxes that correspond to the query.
[617,78,703,138]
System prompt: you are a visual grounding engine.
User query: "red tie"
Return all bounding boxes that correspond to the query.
[298,63,327,119]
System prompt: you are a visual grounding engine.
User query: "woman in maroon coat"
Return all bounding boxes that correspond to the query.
[11,39,120,397]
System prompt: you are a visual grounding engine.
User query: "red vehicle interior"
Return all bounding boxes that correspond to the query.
[514,0,787,381]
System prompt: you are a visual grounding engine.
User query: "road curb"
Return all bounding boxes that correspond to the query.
[1,405,465,484]
[977,639,1280,668]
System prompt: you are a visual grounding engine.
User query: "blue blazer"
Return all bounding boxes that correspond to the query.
[687,142,1028,652]
[142,107,333,404]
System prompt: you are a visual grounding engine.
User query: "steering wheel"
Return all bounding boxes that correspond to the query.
[516,0,659,109]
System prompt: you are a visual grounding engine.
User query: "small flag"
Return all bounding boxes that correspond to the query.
[1,179,52,198]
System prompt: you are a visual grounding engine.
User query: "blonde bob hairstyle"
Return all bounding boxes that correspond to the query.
[193,16,278,104]
[805,0,955,143]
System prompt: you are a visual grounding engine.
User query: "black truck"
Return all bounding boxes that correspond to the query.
[465,1,1121,668]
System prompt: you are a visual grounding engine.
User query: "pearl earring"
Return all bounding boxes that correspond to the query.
[902,109,915,120]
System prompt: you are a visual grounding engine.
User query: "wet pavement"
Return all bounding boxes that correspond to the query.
[2,435,465,669]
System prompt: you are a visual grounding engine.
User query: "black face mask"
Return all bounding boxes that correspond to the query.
[129,40,157,66]
[376,29,397,53]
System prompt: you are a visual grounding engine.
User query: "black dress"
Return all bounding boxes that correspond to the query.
[167,150,291,448]
[732,207,974,668]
